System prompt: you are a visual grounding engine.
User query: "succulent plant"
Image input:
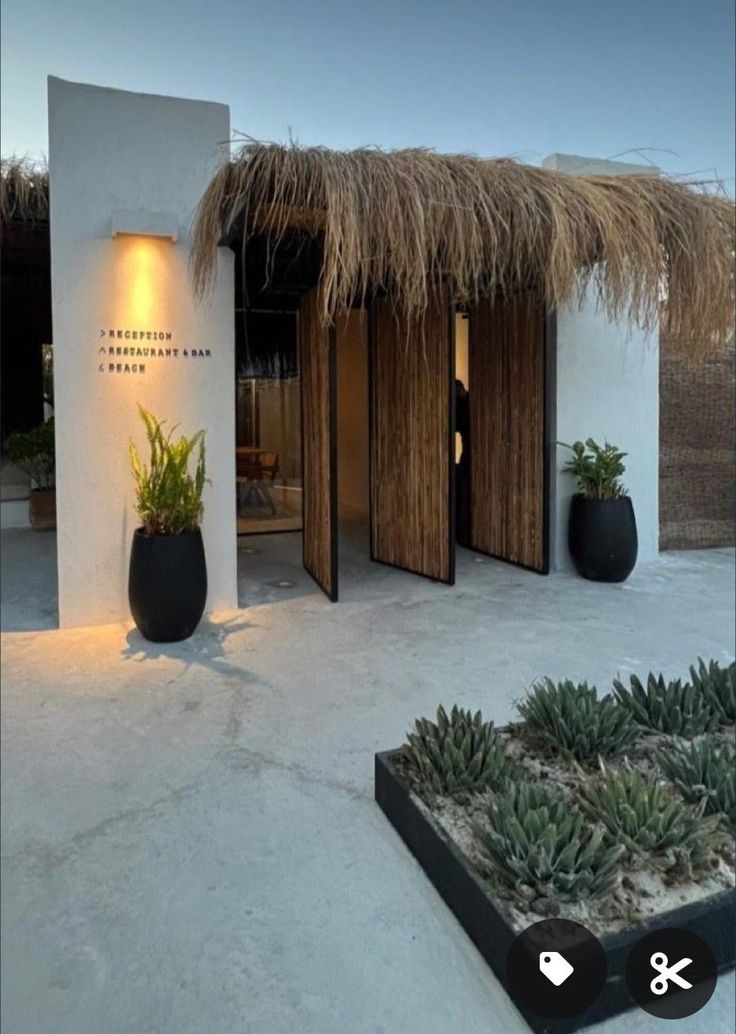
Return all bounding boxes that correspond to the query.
[689,658,736,726]
[612,672,720,736]
[579,762,721,870]
[517,679,638,763]
[657,738,736,831]
[402,705,515,800]
[473,781,624,903]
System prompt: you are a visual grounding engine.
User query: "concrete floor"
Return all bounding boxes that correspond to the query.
[1,526,734,1034]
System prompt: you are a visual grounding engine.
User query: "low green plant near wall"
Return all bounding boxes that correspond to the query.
[559,438,627,499]
[4,418,55,489]
[129,406,208,535]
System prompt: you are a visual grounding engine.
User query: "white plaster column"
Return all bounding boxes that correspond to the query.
[48,77,237,627]
[543,154,661,569]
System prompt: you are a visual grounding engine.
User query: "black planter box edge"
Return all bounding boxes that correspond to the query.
[375,748,735,1034]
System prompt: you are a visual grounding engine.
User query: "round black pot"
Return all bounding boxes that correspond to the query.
[568,495,638,583]
[128,528,207,642]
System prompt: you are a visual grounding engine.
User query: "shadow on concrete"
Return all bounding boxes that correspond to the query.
[120,613,263,685]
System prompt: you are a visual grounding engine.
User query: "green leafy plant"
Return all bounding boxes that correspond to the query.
[559,438,627,499]
[518,678,638,763]
[657,738,736,831]
[690,658,736,726]
[129,406,207,535]
[579,762,720,871]
[473,781,624,903]
[4,418,55,489]
[613,672,720,736]
[402,705,515,800]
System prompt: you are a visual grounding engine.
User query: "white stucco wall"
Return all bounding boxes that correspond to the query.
[552,299,659,567]
[544,154,660,570]
[48,77,236,627]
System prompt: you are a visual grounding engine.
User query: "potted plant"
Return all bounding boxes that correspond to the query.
[4,418,56,530]
[128,406,208,642]
[560,438,638,582]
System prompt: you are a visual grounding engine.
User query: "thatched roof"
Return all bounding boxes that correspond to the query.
[191,142,735,353]
[0,157,49,225]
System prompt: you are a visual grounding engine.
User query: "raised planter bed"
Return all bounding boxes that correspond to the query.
[375,748,735,1034]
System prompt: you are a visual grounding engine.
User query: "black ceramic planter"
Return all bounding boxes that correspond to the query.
[128,528,207,642]
[375,749,735,1034]
[568,495,638,583]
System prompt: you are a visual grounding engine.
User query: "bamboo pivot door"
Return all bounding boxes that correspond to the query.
[468,294,548,572]
[299,288,338,600]
[369,293,455,584]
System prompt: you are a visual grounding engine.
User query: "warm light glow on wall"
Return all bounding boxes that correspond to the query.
[113,236,173,326]
[106,234,180,399]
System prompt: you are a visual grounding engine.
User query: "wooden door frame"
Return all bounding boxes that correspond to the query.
[367,296,456,585]
[541,308,557,575]
[298,304,339,601]
[465,301,556,575]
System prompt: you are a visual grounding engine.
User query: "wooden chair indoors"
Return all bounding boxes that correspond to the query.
[236,447,280,516]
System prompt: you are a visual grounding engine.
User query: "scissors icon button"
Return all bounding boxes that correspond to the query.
[627,928,717,1019]
[649,952,693,995]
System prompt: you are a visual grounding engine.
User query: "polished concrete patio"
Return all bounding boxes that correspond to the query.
[1,527,734,1034]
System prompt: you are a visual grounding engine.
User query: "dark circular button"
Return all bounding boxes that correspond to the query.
[506,918,607,1019]
[626,927,718,1020]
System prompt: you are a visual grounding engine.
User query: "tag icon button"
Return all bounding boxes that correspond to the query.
[540,950,574,986]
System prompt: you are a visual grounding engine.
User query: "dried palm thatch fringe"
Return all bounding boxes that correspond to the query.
[1,156,49,225]
[190,142,735,356]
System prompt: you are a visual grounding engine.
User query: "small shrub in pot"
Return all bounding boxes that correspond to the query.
[560,438,638,582]
[4,418,56,530]
[128,406,208,642]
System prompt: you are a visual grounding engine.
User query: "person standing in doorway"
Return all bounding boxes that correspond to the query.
[455,378,471,546]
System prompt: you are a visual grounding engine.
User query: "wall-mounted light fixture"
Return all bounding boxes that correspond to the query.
[111,209,178,242]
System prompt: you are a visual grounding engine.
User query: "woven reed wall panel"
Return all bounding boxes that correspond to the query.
[370,294,453,582]
[659,333,735,551]
[299,288,337,598]
[469,296,546,571]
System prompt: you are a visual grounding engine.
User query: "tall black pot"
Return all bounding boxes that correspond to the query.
[128,528,207,642]
[568,495,638,583]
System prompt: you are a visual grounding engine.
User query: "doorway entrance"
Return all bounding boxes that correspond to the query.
[233,234,550,601]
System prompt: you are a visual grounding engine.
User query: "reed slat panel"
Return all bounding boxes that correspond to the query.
[370,293,454,583]
[469,295,546,572]
[299,288,337,599]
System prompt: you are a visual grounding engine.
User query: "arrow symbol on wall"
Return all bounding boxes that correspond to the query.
[100,329,106,337]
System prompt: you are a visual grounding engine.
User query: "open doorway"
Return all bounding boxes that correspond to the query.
[454,312,470,550]
[234,309,303,535]
[336,309,370,579]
